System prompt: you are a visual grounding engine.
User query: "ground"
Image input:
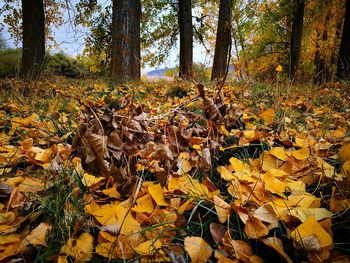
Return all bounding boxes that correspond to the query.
[0,77,349,262]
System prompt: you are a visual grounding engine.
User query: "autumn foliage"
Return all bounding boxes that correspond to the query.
[0,78,349,262]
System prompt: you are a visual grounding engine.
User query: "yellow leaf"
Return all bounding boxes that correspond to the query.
[292,148,310,160]
[82,173,105,187]
[61,232,93,262]
[192,144,201,150]
[102,186,121,198]
[132,194,155,213]
[263,172,287,197]
[0,244,19,261]
[0,212,15,224]
[20,222,52,248]
[243,130,256,140]
[35,148,53,163]
[268,168,288,177]
[148,184,168,206]
[90,204,118,226]
[260,109,275,124]
[229,157,246,172]
[214,195,231,223]
[0,234,21,245]
[291,216,332,249]
[289,208,333,222]
[269,147,288,161]
[184,236,212,263]
[134,239,163,256]
[217,166,235,181]
[339,143,350,161]
[295,136,316,148]
[276,65,283,72]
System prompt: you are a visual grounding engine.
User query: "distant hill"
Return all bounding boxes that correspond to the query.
[147,67,175,77]
[147,65,234,78]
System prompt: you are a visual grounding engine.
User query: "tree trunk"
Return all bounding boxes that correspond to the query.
[111,0,141,82]
[21,0,45,79]
[289,0,305,82]
[212,0,231,81]
[314,13,330,85]
[337,0,350,80]
[178,0,193,79]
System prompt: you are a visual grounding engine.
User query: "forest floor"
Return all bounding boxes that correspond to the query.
[0,76,350,262]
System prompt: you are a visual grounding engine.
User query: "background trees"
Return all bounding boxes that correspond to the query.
[0,0,350,84]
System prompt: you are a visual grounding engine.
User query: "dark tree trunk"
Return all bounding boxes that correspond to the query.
[212,0,231,81]
[337,0,350,80]
[178,0,193,79]
[111,0,141,82]
[314,14,330,85]
[21,0,45,79]
[289,0,305,82]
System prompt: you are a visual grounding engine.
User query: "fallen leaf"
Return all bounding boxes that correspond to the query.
[184,236,212,263]
[229,157,246,171]
[132,194,155,213]
[134,239,163,256]
[148,183,168,206]
[291,216,332,249]
[210,222,226,244]
[20,222,52,248]
[270,147,288,161]
[339,143,350,161]
[292,148,310,160]
[17,177,44,193]
[214,195,232,223]
[260,109,275,124]
[244,216,269,239]
[82,173,105,187]
[230,240,253,263]
[60,232,93,262]
[262,237,293,263]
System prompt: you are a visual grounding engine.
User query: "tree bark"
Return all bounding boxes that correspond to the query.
[337,0,350,80]
[178,0,193,79]
[21,0,45,79]
[289,0,305,82]
[314,13,330,85]
[111,0,141,82]
[212,0,231,81]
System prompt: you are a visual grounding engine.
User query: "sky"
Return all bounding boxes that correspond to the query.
[0,0,212,74]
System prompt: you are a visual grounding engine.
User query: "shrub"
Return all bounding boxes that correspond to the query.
[0,48,21,78]
[46,52,86,78]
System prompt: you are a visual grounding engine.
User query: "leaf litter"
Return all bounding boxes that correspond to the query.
[0,78,349,262]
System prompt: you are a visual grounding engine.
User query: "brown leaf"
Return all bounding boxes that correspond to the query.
[210,222,226,244]
[230,240,253,263]
[244,216,269,239]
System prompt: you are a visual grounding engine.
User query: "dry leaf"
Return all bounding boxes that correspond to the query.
[230,240,253,263]
[244,216,269,239]
[214,195,232,223]
[60,232,93,262]
[270,147,288,161]
[291,216,332,250]
[148,183,169,206]
[184,236,212,263]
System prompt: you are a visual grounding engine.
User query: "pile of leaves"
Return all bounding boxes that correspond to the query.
[0,78,349,262]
